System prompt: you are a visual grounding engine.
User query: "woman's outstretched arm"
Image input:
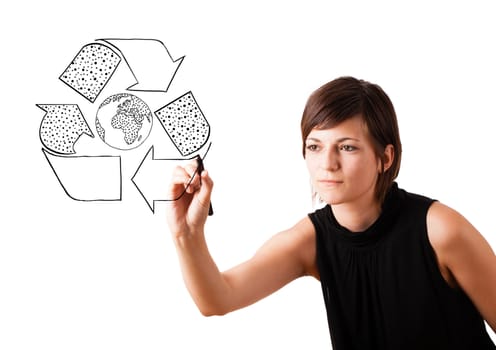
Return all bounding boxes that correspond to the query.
[166,163,317,316]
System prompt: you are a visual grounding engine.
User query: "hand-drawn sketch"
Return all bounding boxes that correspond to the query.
[40,37,211,210]
[96,93,153,151]
[42,148,122,201]
[59,43,121,103]
[155,91,211,157]
[132,142,212,213]
[98,38,184,93]
[37,104,94,155]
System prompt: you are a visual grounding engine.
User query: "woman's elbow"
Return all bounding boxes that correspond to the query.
[197,302,231,317]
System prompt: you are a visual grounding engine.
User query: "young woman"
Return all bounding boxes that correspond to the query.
[166,76,496,349]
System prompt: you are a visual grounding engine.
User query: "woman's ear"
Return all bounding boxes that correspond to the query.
[382,144,394,172]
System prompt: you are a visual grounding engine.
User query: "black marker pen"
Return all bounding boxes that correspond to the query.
[196,155,214,216]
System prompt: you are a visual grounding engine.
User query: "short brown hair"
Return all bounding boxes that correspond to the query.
[301,76,402,204]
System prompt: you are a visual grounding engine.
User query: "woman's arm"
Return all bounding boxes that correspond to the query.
[166,163,317,316]
[427,202,496,333]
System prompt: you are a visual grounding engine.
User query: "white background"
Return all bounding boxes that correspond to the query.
[1,1,495,349]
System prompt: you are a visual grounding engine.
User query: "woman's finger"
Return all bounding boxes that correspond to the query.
[169,164,201,197]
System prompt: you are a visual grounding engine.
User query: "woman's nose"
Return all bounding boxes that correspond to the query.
[321,148,339,171]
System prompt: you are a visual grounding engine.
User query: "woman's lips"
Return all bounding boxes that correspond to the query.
[317,179,343,186]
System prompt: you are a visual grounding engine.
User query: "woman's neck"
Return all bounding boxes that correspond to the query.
[331,196,382,233]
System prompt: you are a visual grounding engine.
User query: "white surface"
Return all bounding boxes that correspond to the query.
[1,1,495,349]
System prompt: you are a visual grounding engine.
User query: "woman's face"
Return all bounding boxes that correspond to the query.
[305,116,383,206]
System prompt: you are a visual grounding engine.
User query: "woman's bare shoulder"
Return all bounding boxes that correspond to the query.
[292,216,317,236]
[426,201,466,246]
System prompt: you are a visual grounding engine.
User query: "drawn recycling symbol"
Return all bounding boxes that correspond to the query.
[38,38,211,213]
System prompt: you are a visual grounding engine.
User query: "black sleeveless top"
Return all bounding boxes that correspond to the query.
[308,183,495,349]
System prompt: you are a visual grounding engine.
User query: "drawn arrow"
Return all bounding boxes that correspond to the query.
[37,104,94,155]
[132,143,211,213]
[98,38,184,93]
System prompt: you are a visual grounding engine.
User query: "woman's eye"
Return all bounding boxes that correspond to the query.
[306,144,319,152]
[340,144,357,152]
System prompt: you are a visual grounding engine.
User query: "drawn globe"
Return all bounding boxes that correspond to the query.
[95,93,153,150]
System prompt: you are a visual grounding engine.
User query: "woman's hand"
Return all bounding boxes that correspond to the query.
[166,160,214,239]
